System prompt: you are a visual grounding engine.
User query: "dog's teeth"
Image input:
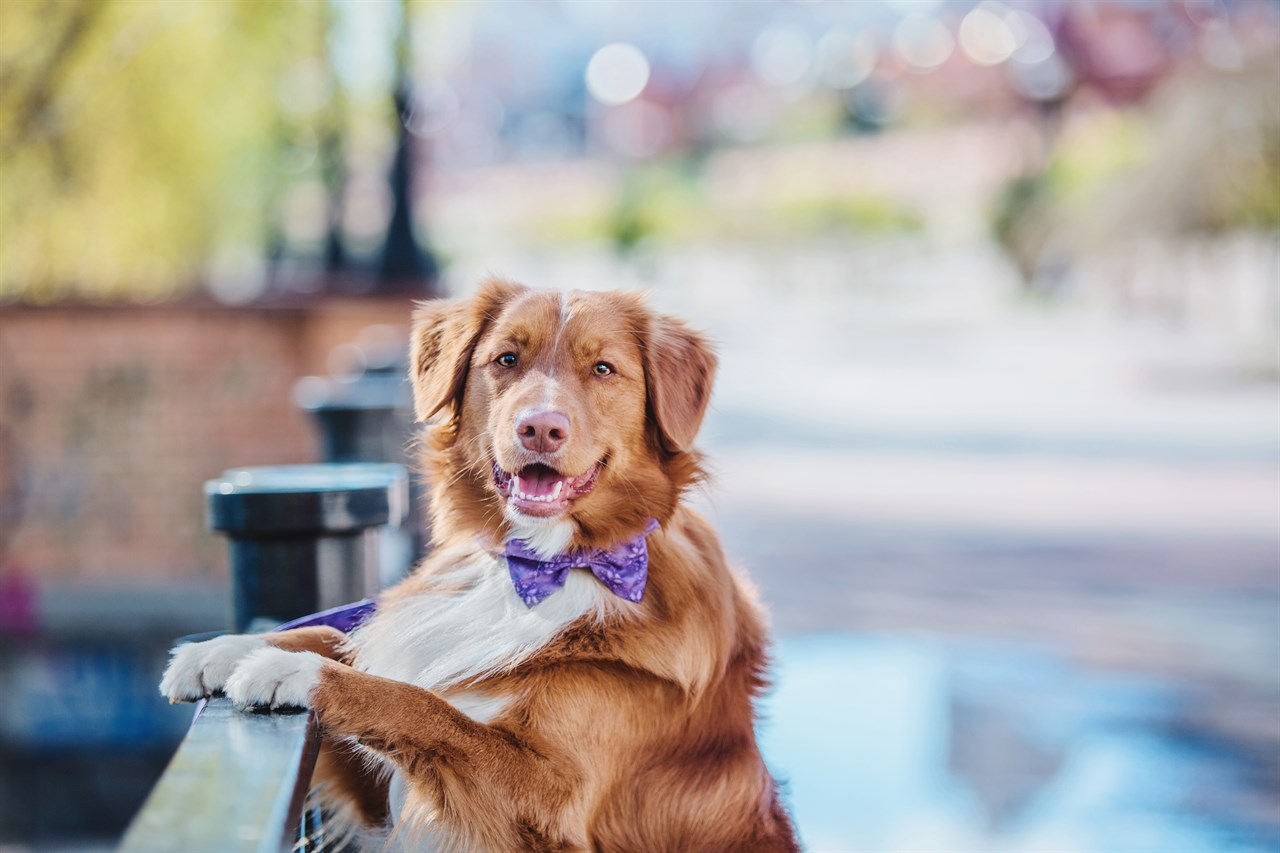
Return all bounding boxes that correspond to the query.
[506,475,571,504]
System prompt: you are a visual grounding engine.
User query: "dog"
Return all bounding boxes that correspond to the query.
[161,279,799,851]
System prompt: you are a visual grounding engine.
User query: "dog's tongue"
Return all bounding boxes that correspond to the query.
[517,464,567,498]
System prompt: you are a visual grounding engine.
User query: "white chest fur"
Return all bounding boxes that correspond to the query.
[346,545,608,695]
[350,545,607,836]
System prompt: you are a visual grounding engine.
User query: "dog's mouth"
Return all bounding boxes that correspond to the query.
[492,461,602,518]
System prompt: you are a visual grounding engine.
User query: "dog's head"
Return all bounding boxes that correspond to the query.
[410,278,715,551]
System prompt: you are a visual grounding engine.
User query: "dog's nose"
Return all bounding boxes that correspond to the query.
[517,410,570,453]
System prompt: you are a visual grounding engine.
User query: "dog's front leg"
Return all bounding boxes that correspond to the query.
[267,625,352,660]
[160,626,351,703]
[226,649,576,847]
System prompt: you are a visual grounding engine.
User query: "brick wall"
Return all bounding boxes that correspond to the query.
[0,297,415,584]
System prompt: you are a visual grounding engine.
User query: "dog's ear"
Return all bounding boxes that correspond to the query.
[644,313,717,453]
[409,279,525,421]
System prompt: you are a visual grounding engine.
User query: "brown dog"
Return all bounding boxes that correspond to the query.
[161,280,799,851]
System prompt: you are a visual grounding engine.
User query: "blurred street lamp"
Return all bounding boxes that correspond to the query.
[377,82,439,292]
[374,0,439,294]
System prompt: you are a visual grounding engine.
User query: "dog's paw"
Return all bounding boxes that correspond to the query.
[160,634,270,703]
[224,647,326,710]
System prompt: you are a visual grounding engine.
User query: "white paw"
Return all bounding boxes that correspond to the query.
[159,634,270,703]
[224,647,325,710]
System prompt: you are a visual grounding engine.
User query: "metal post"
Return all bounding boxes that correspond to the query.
[293,367,412,467]
[294,354,428,581]
[205,463,408,632]
[121,463,408,852]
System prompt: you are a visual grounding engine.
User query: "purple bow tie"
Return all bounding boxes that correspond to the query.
[503,519,659,607]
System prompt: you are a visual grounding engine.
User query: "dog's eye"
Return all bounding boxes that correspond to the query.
[592,362,614,377]
[496,353,518,368]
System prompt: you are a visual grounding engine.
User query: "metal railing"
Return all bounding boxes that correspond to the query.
[119,699,318,853]
[120,463,407,853]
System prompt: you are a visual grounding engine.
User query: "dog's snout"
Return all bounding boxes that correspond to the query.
[517,410,571,453]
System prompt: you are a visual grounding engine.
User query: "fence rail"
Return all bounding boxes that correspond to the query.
[119,698,318,853]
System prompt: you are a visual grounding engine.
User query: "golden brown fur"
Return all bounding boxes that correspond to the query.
[268,280,798,851]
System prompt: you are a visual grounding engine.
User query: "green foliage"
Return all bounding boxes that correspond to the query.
[992,62,1280,273]
[775,193,922,234]
[533,160,921,248]
[1040,110,1149,205]
[1206,122,1280,231]
[992,174,1046,252]
[990,109,1151,279]
[0,0,328,302]
[607,164,703,249]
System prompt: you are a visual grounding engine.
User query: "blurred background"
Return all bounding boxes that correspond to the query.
[1,0,1278,850]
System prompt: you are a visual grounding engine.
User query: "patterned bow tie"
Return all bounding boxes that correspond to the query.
[503,519,659,608]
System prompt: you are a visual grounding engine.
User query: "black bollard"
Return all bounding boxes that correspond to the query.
[205,463,408,633]
[294,347,429,576]
[293,366,412,465]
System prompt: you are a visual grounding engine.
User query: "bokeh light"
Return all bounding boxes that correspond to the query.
[585,42,650,106]
[1008,10,1056,65]
[959,2,1018,66]
[402,81,460,138]
[205,244,268,305]
[893,13,955,72]
[815,29,879,90]
[277,58,335,118]
[752,27,814,87]
[1008,51,1074,101]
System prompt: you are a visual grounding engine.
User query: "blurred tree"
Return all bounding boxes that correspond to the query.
[994,51,1280,288]
[0,0,327,302]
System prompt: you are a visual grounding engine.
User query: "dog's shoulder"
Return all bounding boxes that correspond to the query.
[651,506,769,633]
[581,507,772,697]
